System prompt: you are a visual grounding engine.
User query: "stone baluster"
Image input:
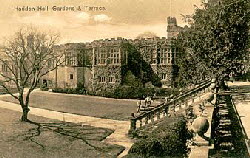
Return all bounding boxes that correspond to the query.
[187,96,192,106]
[192,94,195,103]
[157,111,161,120]
[185,99,189,107]
[145,115,149,124]
[169,105,175,116]
[162,108,166,117]
[130,118,137,132]
[203,87,206,93]
[175,104,180,112]
[151,112,155,123]
[199,90,202,99]
[140,118,144,126]
[181,101,186,109]
[140,119,143,127]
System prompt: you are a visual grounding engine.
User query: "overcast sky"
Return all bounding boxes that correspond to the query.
[0,0,201,44]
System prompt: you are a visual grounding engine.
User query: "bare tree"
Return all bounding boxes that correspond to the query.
[0,27,62,121]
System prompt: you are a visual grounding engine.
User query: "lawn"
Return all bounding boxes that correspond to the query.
[229,85,250,93]
[0,88,18,94]
[0,91,138,120]
[0,107,124,158]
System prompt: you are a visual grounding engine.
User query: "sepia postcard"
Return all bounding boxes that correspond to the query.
[0,0,249,158]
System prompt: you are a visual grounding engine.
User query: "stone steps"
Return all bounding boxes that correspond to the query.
[214,95,234,152]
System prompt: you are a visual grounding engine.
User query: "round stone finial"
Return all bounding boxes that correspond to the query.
[191,116,209,135]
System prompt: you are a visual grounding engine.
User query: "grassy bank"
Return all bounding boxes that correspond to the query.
[0,91,137,121]
[0,108,124,158]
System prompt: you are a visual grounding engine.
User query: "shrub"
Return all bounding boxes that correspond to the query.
[52,87,87,95]
[78,88,87,94]
[40,84,49,91]
[113,85,155,99]
[113,85,136,99]
[87,91,96,96]
[128,116,189,157]
[102,91,115,98]
[235,72,250,81]
[76,83,87,94]
[65,88,74,94]
[122,70,143,88]
[52,88,64,93]
[155,88,171,96]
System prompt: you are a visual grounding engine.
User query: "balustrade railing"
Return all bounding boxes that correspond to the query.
[129,81,211,133]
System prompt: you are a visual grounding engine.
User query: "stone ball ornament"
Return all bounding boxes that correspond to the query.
[210,78,217,90]
[191,114,209,136]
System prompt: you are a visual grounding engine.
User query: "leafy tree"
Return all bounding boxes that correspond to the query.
[121,43,162,87]
[0,27,62,121]
[122,70,143,87]
[175,0,250,88]
[136,31,158,39]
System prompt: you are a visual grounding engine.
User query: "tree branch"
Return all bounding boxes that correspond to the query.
[0,84,18,99]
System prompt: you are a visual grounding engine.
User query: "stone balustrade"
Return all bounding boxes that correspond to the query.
[129,81,212,134]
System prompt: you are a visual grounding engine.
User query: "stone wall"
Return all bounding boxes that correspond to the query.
[92,65,121,92]
[157,65,173,88]
[45,25,183,90]
[43,66,86,89]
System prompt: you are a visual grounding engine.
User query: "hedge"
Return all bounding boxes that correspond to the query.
[40,84,49,91]
[52,88,86,94]
[51,86,177,100]
[113,86,155,99]
[127,116,191,158]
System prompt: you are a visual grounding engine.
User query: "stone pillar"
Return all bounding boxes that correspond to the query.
[199,91,203,99]
[164,107,168,116]
[175,104,180,111]
[130,118,136,132]
[157,111,161,120]
[140,119,143,127]
[151,113,155,123]
[192,94,195,103]
[185,99,189,107]
[145,116,149,124]
[181,102,186,108]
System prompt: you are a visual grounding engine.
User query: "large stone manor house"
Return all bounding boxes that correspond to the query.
[43,17,185,92]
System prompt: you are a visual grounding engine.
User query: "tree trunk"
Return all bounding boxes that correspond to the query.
[21,89,32,122]
[21,106,30,122]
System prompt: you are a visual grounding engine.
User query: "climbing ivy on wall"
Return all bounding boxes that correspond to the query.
[121,43,162,87]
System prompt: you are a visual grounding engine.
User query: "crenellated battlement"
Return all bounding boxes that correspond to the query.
[76,37,171,48]
[167,17,177,26]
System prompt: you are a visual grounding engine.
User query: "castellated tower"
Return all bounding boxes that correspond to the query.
[167,17,183,39]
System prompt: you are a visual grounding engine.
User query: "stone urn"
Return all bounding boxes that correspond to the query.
[192,115,209,135]
[191,113,209,145]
